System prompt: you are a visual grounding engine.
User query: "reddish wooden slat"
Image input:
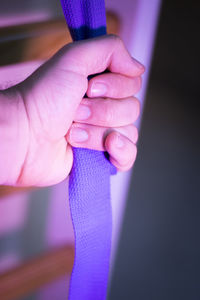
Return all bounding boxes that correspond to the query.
[0,245,74,300]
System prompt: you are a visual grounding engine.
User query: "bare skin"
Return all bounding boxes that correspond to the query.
[0,34,145,187]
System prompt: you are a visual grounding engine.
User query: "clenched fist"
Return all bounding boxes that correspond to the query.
[0,35,144,187]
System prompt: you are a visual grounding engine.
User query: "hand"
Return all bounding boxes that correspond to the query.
[0,35,144,187]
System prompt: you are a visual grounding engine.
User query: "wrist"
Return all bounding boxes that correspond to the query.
[0,87,29,186]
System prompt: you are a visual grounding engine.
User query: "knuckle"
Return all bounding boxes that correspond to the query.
[120,162,133,172]
[135,99,141,120]
[131,97,140,121]
[127,97,139,122]
[131,146,137,165]
[134,76,142,94]
[134,127,139,143]
[138,76,142,89]
[124,143,137,166]
[130,125,138,143]
[131,144,137,161]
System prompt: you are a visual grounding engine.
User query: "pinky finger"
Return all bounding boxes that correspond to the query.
[104,131,137,172]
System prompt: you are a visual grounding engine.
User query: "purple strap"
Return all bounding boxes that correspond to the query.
[60,1,116,299]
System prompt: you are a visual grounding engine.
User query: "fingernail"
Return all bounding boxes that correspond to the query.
[90,82,107,97]
[70,127,88,142]
[75,104,91,120]
[115,134,124,148]
[132,57,145,71]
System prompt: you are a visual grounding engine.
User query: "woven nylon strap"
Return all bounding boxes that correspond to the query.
[60,0,117,299]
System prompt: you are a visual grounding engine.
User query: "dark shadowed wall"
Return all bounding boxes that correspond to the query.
[109,0,200,299]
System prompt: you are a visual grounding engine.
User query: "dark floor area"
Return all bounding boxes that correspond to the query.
[109,1,200,299]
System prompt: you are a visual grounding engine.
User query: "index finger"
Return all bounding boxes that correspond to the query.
[56,34,145,78]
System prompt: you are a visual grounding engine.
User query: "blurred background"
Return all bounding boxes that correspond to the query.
[0,0,199,299]
[109,1,200,299]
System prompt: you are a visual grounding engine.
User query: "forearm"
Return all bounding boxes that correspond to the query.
[0,87,29,185]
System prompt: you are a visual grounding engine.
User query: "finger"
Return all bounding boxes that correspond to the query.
[66,123,138,151]
[54,34,145,77]
[87,73,142,98]
[74,97,140,127]
[104,131,137,172]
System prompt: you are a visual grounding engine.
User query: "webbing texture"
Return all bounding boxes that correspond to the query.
[60,1,116,299]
